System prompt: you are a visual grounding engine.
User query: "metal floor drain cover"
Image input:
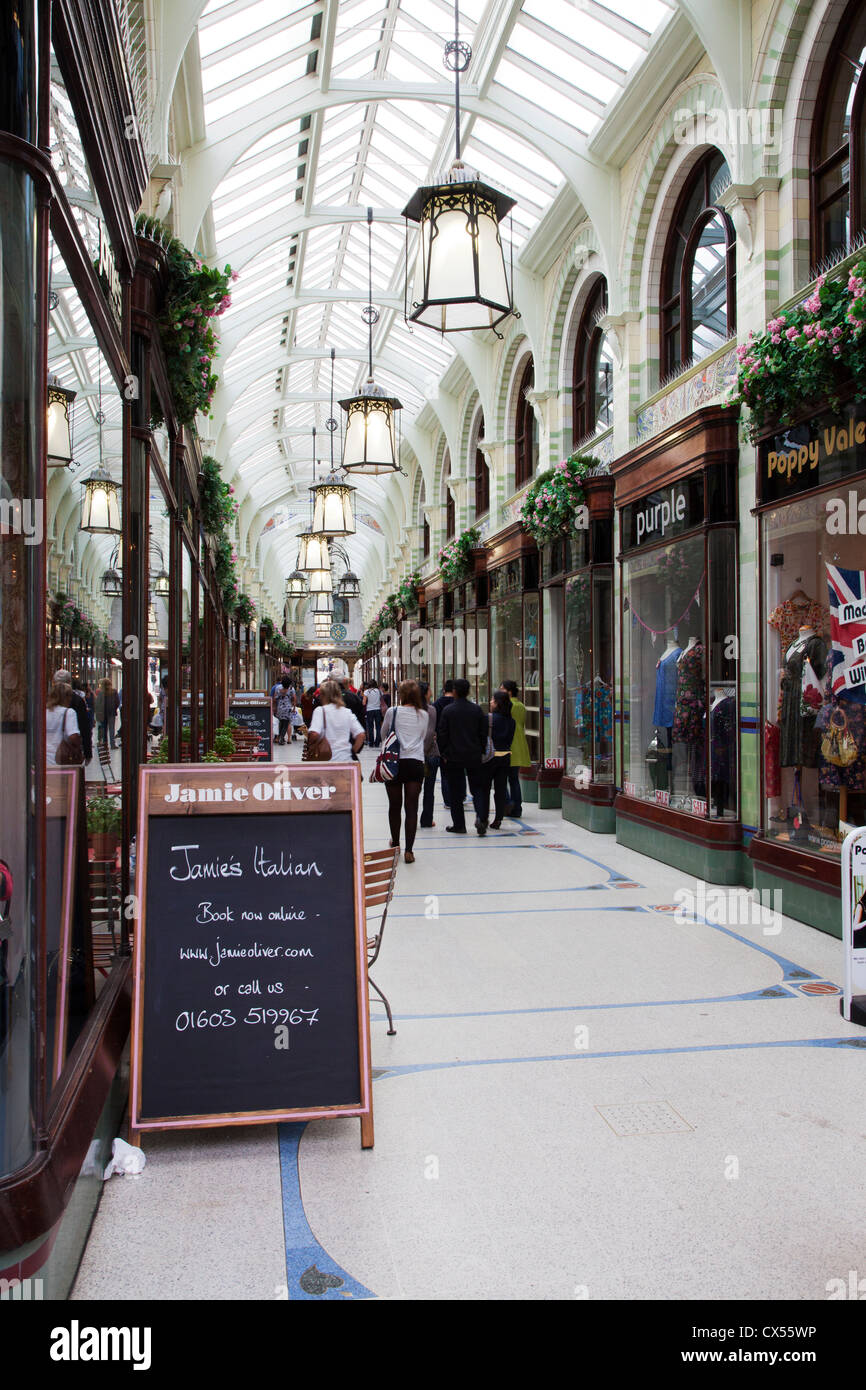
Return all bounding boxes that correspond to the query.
[596,1101,694,1136]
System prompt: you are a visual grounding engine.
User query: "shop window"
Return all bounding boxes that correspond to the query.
[811,0,866,265]
[473,412,489,518]
[660,151,735,378]
[514,357,537,489]
[573,278,613,443]
[759,404,866,857]
[620,473,738,818]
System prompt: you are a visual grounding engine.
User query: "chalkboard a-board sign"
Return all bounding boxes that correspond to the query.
[229,691,272,759]
[130,763,372,1146]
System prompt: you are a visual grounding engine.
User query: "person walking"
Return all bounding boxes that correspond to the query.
[363,680,383,747]
[437,678,488,836]
[272,677,294,745]
[380,679,434,863]
[340,679,365,725]
[94,677,119,748]
[46,681,82,767]
[430,679,456,814]
[307,679,365,762]
[477,690,516,829]
[54,669,92,764]
[499,679,532,818]
[419,679,441,828]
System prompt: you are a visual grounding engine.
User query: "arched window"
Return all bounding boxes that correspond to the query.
[473,411,489,518]
[660,150,735,378]
[443,453,455,539]
[811,0,866,264]
[332,595,349,625]
[573,277,614,443]
[514,358,537,489]
[418,480,430,558]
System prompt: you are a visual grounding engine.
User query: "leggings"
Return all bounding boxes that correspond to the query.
[386,777,422,851]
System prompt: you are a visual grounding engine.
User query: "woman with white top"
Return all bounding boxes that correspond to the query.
[46,682,82,766]
[380,679,435,863]
[307,679,365,763]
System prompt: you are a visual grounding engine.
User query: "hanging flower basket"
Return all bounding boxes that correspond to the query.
[438,526,483,585]
[395,571,422,613]
[137,215,236,428]
[234,593,256,626]
[519,453,601,545]
[732,255,866,439]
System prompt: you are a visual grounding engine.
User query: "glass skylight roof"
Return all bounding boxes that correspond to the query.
[188,0,676,582]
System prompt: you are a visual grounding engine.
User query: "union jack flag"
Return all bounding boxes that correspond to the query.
[826,563,866,694]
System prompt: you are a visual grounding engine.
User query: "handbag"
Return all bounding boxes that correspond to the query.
[56,708,83,766]
[372,710,400,782]
[821,706,858,767]
[304,708,332,762]
[481,712,495,764]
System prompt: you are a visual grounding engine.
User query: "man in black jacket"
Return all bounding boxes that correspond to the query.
[436,678,488,835]
[55,668,93,764]
[422,678,456,821]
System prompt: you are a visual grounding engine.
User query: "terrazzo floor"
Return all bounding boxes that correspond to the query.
[72,738,865,1302]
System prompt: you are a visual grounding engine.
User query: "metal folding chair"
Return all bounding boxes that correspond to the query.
[364,847,399,1036]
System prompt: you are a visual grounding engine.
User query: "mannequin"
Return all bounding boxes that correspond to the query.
[780,625,826,768]
[652,635,681,790]
[673,632,705,753]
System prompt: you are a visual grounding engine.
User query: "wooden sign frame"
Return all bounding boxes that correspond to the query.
[229,690,274,759]
[130,762,373,1147]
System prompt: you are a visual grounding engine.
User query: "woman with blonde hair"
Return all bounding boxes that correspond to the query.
[380,679,435,863]
[307,679,365,762]
[46,681,82,766]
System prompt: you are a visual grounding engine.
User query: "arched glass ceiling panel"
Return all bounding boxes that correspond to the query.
[190,0,679,614]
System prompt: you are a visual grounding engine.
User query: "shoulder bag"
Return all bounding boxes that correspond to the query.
[56,707,83,766]
[305,707,332,762]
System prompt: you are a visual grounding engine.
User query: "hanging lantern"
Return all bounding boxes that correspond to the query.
[285,569,308,597]
[81,467,121,534]
[297,529,330,572]
[340,210,403,476]
[47,374,76,467]
[101,566,123,597]
[310,474,356,536]
[402,167,516,334]
[401,6,517,336]
[310,591,334,615]
[339,570,361,598]
[340,382,402,475]
[152,566,170,597]
[147,601,161,643]
[313,613,332,639]
[308,566,333,594]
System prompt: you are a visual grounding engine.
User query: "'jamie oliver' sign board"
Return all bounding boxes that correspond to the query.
[131,763,373,1146]
[229,691,272,758]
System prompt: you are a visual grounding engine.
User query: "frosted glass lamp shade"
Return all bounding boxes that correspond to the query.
[310,476,356,536]
[339,570,360,598]
[402,170,516,334]
[47,377,75,467]
[285,569,308,597]
[298,530,330,572]
[340,383,402,476]
[308,567,333,594]
[310,590,334,615]
[81,468,121,534]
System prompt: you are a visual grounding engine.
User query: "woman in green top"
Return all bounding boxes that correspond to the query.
[500,679,531,817]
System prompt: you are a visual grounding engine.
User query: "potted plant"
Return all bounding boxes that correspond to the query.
[87,795,122,861]
[439,526,484,585]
